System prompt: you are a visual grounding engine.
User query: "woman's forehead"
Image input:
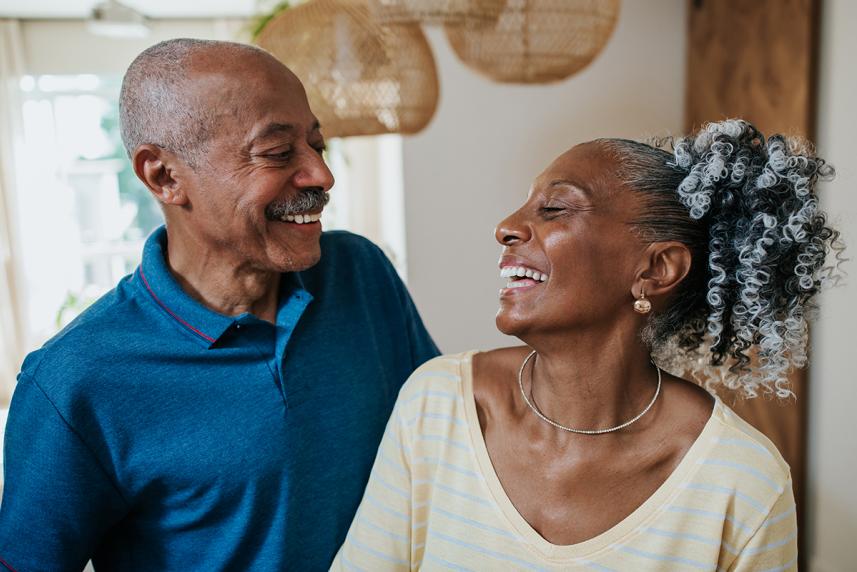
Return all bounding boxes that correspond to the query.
[534,142,624,198]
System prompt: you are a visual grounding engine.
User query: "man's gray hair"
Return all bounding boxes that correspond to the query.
[119,38,271,167]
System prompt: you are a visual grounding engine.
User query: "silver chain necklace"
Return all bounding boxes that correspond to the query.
[517,350,662,435]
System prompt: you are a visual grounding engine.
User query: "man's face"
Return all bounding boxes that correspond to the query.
[176,54,335,273]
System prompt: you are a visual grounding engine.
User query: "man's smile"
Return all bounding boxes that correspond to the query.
[271,210,323,224]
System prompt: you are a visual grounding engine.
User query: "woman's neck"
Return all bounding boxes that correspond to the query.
[521,327,659,433]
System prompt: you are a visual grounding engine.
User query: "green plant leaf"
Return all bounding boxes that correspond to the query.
[250,1,293,41]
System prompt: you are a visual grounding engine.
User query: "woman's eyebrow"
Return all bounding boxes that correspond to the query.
[549,179,592,198]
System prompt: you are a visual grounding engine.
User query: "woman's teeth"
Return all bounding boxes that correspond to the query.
[281,213,321,224]
[499,265,549,286]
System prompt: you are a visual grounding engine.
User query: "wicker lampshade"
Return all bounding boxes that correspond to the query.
[445,0,620,84]
[256,0,439,137]
[371,0,505,26]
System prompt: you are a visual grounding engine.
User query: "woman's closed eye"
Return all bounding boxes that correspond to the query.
[539,205,569,217]
[539,197,593,217]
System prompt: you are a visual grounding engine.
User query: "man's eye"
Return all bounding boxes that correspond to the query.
[540,206,565,213]
[265,150,293,160]
[312,145,327,156]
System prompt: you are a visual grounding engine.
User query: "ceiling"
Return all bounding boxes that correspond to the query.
[0,0,263,19]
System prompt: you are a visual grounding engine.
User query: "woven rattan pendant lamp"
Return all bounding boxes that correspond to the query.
[256,0,439,137]
[370,0,505,26]
[445,0,621,84]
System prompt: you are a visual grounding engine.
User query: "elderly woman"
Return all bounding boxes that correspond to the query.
[331,120,840,571]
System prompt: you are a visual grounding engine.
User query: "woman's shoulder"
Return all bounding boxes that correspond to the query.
[404,352,473,384]
[395,352,475,410]
[659,375,791,484]
[696,399,793,497]
[391,353,479,449]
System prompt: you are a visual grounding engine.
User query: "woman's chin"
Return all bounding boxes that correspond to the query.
[495,311,532,338]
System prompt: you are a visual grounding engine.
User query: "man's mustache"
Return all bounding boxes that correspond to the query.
[265,188,330,220]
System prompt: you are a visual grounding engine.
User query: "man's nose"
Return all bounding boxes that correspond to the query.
[293,148,335,192]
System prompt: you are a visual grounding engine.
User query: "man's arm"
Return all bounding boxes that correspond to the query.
[0,374,127,572]
[379,253,439,368]
[330,398,413,570]
[397,281,440,368]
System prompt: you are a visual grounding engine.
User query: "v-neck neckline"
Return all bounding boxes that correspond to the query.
[458,350,722,561]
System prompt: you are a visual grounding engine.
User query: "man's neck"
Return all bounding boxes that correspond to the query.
[164,228,281,324]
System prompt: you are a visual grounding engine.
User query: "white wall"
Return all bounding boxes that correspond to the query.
[20,18,247,75]
[808,1,857,570]
[402,0,688,353]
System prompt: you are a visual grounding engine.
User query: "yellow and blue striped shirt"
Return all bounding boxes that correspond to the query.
[332,352,797,571]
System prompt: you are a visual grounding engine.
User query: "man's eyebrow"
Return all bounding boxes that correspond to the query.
[249,121,323,144]
[250,122,297,143]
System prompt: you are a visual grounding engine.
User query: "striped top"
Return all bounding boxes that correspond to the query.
[331,352,797,572]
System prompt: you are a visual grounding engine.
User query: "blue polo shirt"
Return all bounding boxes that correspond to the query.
[0,227,439,572]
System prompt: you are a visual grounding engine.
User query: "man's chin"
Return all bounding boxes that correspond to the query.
[267,247,322,274]
[260,221,323,272]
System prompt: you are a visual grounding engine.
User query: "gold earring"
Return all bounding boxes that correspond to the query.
[633,289,652,314]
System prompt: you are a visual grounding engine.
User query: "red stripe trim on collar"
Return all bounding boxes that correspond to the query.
[0,557,20,572]
[139,269,216,343]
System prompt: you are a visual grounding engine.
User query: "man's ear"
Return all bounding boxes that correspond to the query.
[632,241,693,301]
[132,144,189,207]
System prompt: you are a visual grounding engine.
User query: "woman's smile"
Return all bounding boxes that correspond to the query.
[498,256,550,297]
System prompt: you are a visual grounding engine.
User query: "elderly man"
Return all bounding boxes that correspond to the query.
[0,39,438,571]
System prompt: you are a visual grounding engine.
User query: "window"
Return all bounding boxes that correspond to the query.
[15,74,163,345]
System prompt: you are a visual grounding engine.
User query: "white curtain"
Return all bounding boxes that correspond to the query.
[0,20,27,406]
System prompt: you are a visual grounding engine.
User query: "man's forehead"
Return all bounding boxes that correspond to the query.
[185,44,292,76]
[181,45,303,101]
[181,66,317,138]
[187,62,302,98]
[242,84,321,140]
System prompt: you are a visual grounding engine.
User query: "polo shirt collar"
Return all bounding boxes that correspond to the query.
[136,226,311,348]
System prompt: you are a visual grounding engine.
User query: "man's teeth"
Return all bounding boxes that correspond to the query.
[282,213,321,224]
[499,266,548,282]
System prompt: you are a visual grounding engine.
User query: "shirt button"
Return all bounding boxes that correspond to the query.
[235,324,242,330]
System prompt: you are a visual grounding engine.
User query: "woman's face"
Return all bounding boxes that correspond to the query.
[495,142,647,339]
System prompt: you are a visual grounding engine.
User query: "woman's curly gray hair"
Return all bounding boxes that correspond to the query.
[598,119,844,398]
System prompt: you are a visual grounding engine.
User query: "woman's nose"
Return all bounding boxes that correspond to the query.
[494,211,531,246]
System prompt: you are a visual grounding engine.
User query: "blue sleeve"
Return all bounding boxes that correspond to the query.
[0,374,127,572]
[383,256,440,368]
[399,280,440,368]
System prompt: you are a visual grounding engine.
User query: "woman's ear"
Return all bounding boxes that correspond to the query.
[633,241,692,299]
[132,144,189,207]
